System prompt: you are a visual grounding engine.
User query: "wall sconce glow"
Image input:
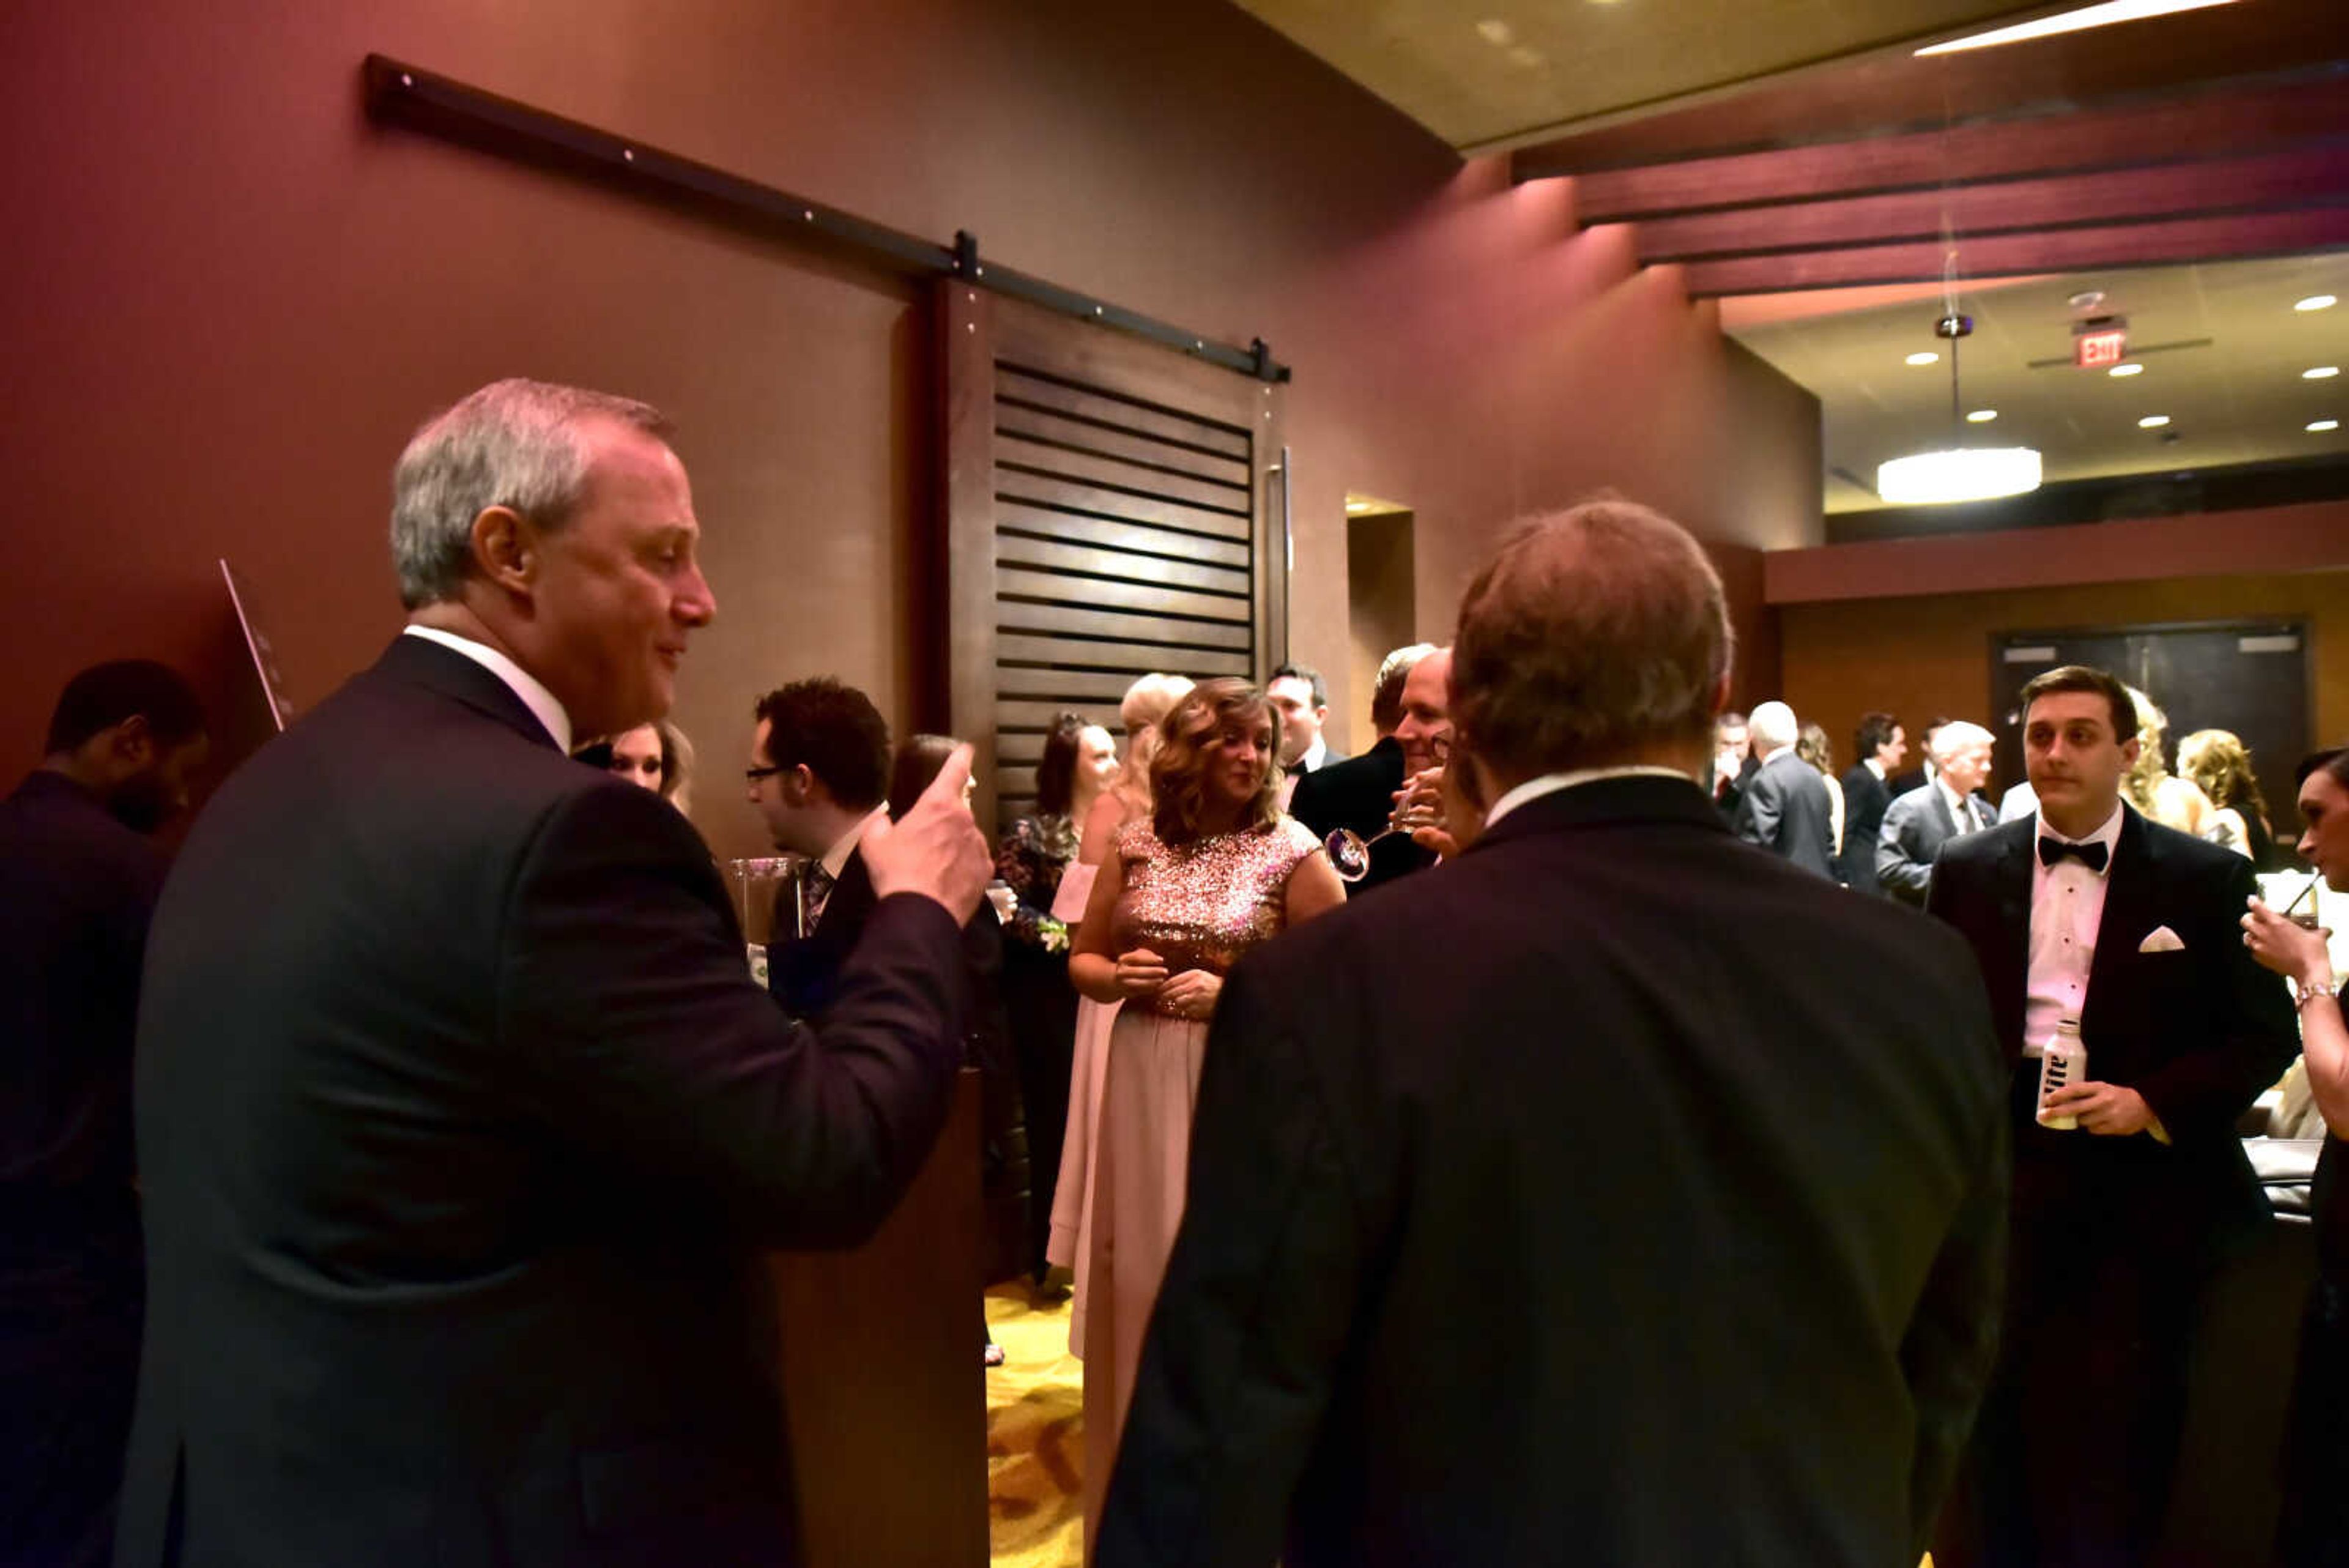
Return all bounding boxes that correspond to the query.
[2296,295,2338,313]
[2137,415,2172,428]
[2313,420,2342,433]
[1877,448,2043,505]
[2306,366,2342,380]
[2109,363,2144,377]
[1905,351,1940,366]
[1966,409,1999,423]
[1915,0,2235,56]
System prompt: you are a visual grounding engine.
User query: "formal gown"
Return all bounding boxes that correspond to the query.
[1080,814,1321,1556]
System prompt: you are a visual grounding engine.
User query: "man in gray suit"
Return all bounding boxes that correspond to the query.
[1877,720,1997,908]
[1734,700,1837,879]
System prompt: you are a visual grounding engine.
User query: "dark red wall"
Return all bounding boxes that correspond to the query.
[0,0,1820,860]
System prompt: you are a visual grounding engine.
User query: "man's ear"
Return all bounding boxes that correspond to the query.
[470,505,538,603]
[109,714,156,769]
[2119,734,2142,770]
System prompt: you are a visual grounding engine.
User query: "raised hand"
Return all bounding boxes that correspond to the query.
[862,743,990,923]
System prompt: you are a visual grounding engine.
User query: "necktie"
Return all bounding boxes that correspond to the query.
[2038,836,2109,872]
[801,862,836,931]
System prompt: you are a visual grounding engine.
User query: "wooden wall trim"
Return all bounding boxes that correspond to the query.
[1765,499,2349,605]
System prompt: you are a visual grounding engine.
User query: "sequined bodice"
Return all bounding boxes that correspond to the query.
[1111,817,1319,1006]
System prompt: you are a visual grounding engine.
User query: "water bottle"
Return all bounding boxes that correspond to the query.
[2038,1019,2087,1129]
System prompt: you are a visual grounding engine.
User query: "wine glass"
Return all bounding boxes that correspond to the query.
[1323,735,1451,884]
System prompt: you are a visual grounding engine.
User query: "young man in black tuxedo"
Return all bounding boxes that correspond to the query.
[1838,710,1906,893]
[122,381,990,1568]
[1100,500,2009,1568]
[1,661,206,1568]
[1926,664,2298,1568]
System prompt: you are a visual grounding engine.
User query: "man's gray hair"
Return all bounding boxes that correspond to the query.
[389,378,672,610]
[1370,643,1438,735]
[1747,701,1799,754]
[1930,720,1994,760]
[1450,499,1733,778]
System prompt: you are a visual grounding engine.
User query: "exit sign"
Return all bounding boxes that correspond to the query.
[2075,322,2128,369]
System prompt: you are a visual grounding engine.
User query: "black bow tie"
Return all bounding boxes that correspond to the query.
[2039,836,2108,873]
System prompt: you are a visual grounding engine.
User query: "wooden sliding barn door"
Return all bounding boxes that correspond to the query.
[939,281,1289,831]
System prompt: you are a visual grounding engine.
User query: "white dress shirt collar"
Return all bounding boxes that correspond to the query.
[1298,735,1329,773]
[820,805,891,882]
[1935,775,1976,827]
[401,625,573,754]
[1865,757,1887,781]
[1482,765,1694,830]
[2034,799,2125,871]
[1759,741,1795,766]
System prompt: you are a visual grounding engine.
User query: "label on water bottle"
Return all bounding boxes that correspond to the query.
[2038,1022,2086,1130]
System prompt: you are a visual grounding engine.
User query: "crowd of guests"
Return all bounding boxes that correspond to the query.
[3,374,2342,1568]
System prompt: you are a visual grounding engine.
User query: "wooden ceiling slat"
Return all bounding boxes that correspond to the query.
[1638,147,2349,262]
[1558,78,2349,221]
[1682,207,2349,296]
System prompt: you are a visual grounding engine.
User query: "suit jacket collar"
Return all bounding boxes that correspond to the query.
[2081,806,2160,1036]
[1469,773,1726,856]
[376,634,566,752]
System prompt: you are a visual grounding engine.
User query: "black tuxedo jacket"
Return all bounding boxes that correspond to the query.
[1838,763,1893,893]
[1925,809,2298,1261]
[1099,777,2009,1568]
[1877,782,1993,908]
[770,845,1009,1076]
[1735,749,1837,879]
[1286,735,1431,894]
[121,636,969,1568]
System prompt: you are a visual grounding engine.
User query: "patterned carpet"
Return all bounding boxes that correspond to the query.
[987,1282,1085,1567]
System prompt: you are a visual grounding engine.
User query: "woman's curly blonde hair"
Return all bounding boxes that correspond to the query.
[1149,678,1282,845]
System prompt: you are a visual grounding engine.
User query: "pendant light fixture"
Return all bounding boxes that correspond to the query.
[1876,222,2043,506]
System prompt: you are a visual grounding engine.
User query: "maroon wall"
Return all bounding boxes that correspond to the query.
[0,0,1820,861]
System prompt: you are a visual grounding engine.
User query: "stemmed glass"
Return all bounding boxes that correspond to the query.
[1323,732,1452,883]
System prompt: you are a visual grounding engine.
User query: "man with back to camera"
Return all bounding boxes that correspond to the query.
[1878,719,1997,908]
[1098,500,2009,1567]
[117,379,990,1568]
[1838,710,1906,893]
[1925,664,2297,1568]
[1734,699,1836,879]
[1289,643,1439,895]
[1,661,206,1568]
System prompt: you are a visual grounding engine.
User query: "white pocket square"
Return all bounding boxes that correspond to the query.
[2139,926,2186,954]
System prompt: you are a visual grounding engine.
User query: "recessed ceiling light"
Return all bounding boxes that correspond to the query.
[2138,415,2172,428]
[2312,420,2342,433]
[2296,295,2338,313]
[1916,0,2235,56]
[1966,409,1999,423]
[1474,18,1515,45]
[2109,363,2144,377]
[2307,366,2342,380]
[1906,351,1940,366]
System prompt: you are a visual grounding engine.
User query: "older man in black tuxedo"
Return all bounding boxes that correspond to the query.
[1100,499,2009,1568]
[1926,663,2297,1568]
[1289,643,1439,894]
[120,380,990,1568]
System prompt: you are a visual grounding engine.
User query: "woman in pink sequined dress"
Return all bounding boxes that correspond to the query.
[1067,678,1346,1555]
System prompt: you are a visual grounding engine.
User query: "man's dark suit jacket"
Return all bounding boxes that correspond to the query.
[1877,782,1993,908]
[1838,763,1892,893]
[1,771,165,1567]
[1735,749,1837,879]
[1286,735,1431,895]
[1924,809,2297,1262]
[1097,776,2009,1568]
[121,636,970,1568]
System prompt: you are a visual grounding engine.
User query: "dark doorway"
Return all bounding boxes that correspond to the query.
[1987,620,2311,819]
